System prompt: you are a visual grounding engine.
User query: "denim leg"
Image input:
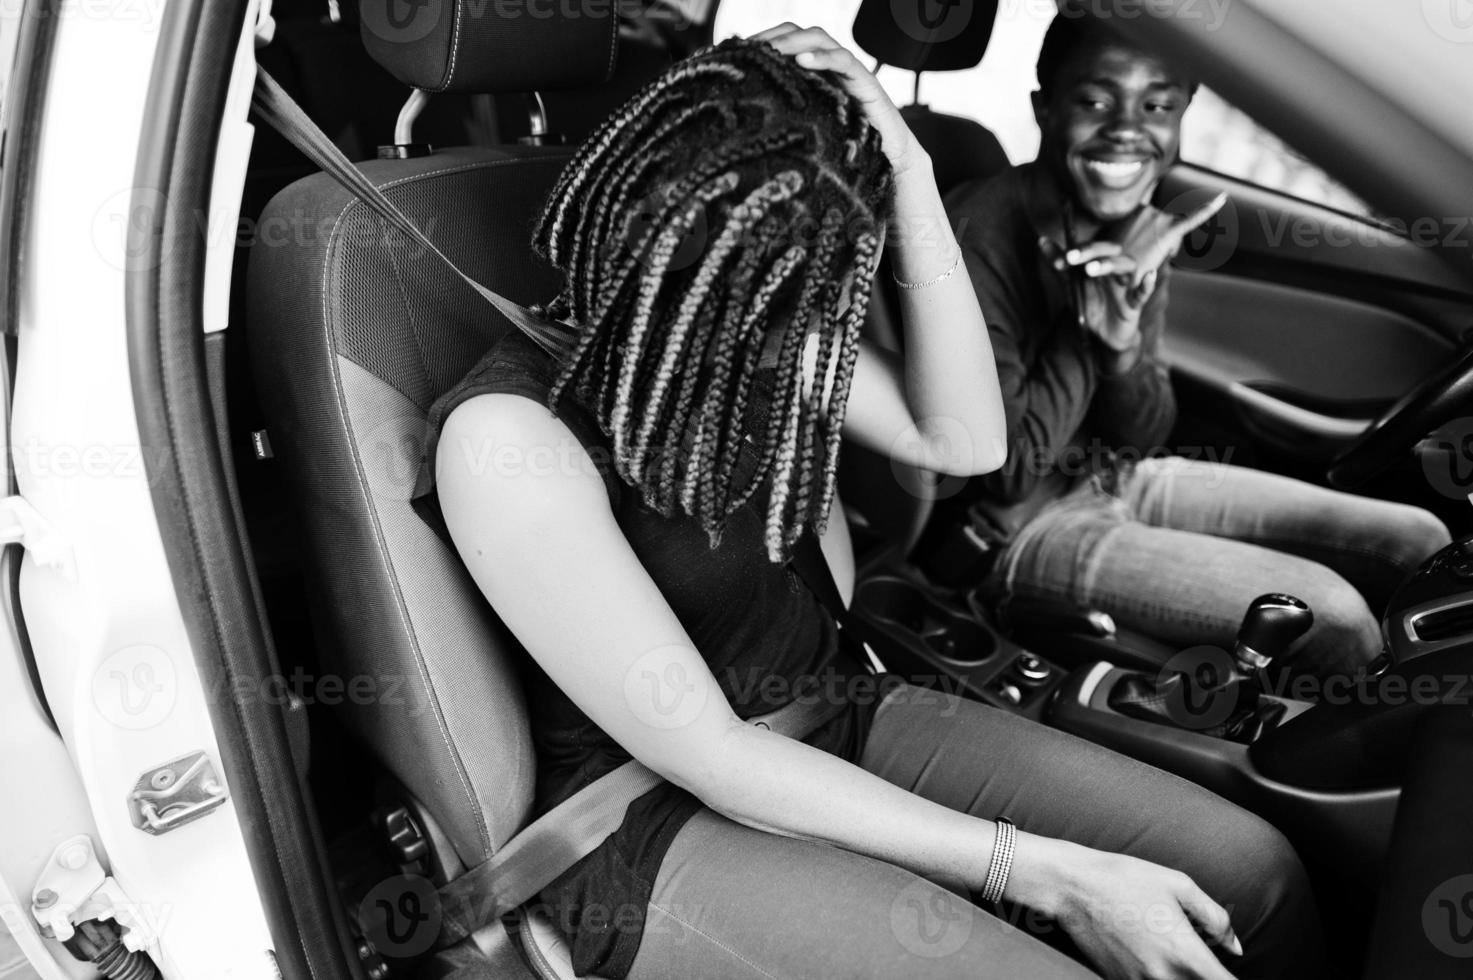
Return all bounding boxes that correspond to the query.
[627,688,1324,980]
[1121,457,1451,613]
[998,458,1450,676]
[1006,503,1385,677]
[991,476,1132,610]
[857,688,1324,980]
[627,808,1097,980]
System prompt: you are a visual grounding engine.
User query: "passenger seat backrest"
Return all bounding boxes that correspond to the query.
[900,102,1009,199]
[852,0,1008,196]
[844,0,1009,559]
[246,1,617,874]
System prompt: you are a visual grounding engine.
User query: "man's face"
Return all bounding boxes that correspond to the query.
[1034,40,1192,223]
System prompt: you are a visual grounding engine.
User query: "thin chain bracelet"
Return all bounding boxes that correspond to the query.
[892,249,962,290]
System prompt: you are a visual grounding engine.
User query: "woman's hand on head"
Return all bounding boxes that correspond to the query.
[750,24,927,177]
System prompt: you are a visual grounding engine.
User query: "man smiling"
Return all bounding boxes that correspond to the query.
[941,9,1450,678]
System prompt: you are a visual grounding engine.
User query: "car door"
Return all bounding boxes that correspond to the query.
[1155,91,1473,533]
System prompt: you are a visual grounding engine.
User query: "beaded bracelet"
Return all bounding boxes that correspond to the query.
[980,817,1016,904]
[892,250,961,290]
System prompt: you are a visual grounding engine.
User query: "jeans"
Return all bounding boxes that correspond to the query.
[626,685,1323,980]
[993,457,1451,678]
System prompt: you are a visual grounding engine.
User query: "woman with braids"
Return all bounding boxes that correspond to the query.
[422,27,1323,980]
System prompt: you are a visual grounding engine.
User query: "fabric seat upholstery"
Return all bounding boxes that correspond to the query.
[840,0,1013,560]
[250,145,577,870]
[247,8,625,974]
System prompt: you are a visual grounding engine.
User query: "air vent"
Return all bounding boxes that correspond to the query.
[1410,602,1473,643]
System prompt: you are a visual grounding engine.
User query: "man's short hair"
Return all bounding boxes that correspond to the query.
[1035,6,1198,98]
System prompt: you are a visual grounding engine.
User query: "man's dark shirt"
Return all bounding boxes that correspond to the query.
[943,161,1177,540]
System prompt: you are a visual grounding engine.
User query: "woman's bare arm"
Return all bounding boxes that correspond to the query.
[436,396,1239,980]
[758,27,1007,477]
[437,395,1010,887]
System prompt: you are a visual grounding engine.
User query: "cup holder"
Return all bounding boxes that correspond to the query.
[855,575,998,667]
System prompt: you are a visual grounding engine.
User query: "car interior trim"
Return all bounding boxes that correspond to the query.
[123,1,359,977]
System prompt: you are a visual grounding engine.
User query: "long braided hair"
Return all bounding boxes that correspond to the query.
[533,37,893,562]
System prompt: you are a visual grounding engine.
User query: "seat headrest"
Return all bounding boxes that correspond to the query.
[358,0,618,93]
[853,0,999,73]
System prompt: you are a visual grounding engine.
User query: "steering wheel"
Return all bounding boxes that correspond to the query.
[1327,342,1473,490]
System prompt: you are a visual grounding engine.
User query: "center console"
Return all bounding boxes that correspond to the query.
[852,569,1065,720]
[851,532,1473,881]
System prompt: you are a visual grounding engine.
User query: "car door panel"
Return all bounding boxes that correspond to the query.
[1153,166,1469,483]
[1160,167,1473,314]
[1164,270,1451,460]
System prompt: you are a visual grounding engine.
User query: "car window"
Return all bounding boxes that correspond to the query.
[715,0,1053,165]
[1180,87,1377,221]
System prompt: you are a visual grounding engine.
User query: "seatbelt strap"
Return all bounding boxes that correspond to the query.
[434,693,843,946]
[248,68,574,357]
[791,533,853,629]
[249,66,856,947]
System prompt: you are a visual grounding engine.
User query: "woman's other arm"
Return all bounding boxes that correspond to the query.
[758,27,1007,477]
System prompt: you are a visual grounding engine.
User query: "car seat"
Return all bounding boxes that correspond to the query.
[246,4,645,975]
[838,0,1013,563]
[852,0,1011,196]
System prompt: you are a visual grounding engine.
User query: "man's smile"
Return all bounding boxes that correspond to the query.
[1079,155,1152,189]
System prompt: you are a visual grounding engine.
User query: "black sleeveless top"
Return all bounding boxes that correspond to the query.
[414,330,881,978]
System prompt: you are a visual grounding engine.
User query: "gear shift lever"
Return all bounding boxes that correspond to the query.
[1234,593,1314,674]
[1107,593,1314,742]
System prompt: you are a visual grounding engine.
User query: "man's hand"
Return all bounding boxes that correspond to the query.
[1043,192,1229,361]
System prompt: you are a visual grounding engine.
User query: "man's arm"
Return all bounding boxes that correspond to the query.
[1089,271,1177,451]
[960,230,1098,504]
[1063,197,1226,453]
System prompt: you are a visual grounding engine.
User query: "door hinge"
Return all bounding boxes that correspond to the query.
[129,750,230,835]
[31,835,156,951]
